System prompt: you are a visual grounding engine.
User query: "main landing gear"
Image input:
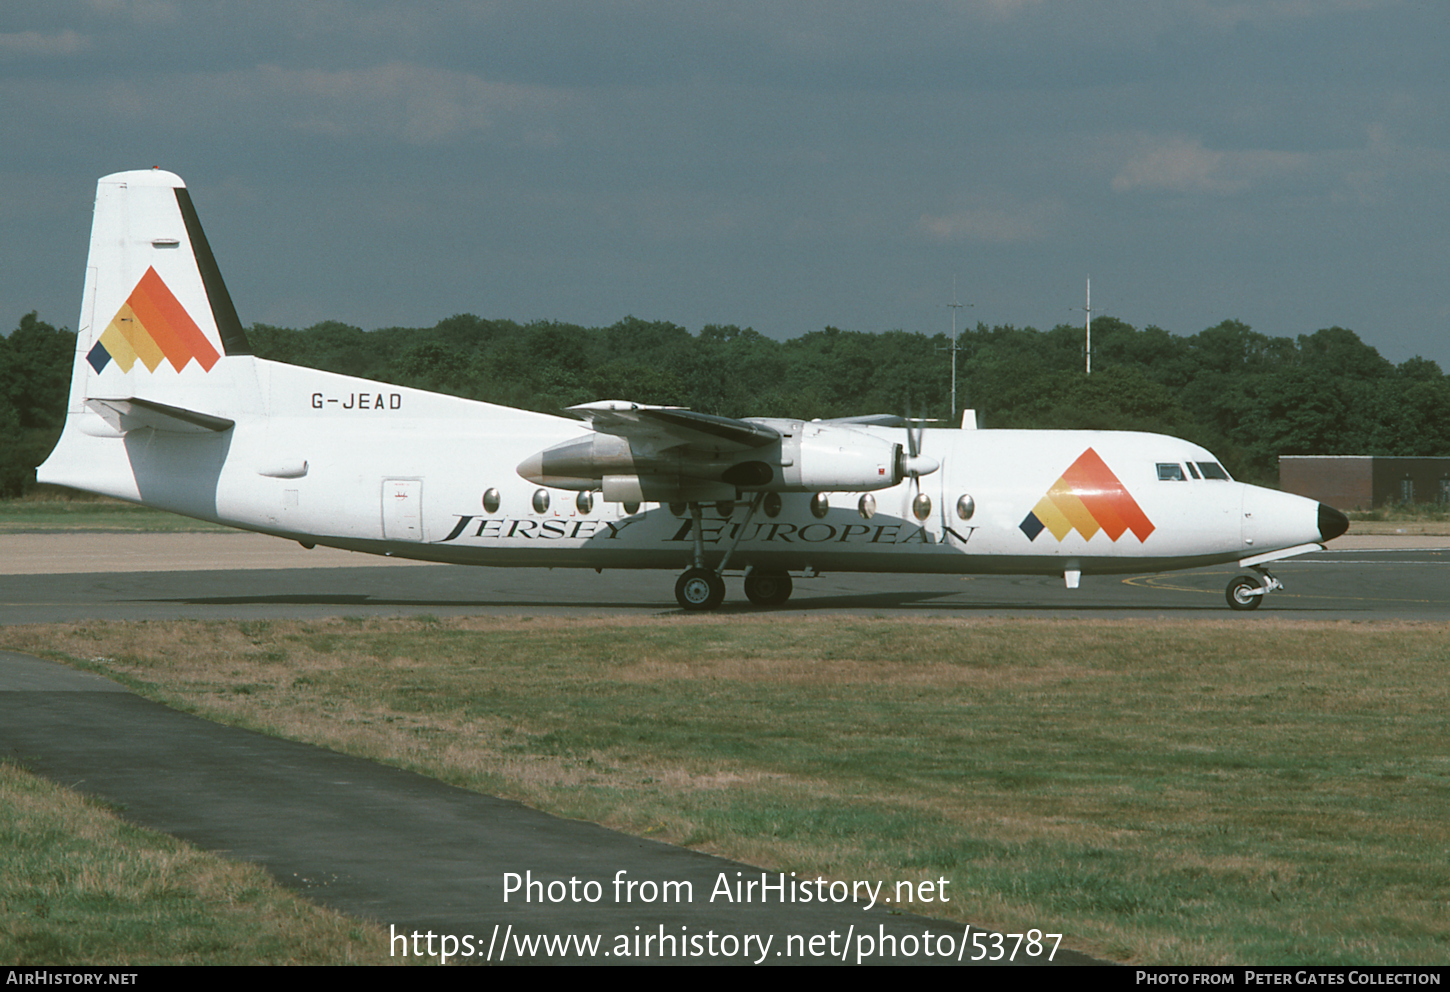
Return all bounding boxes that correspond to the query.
[672,496,795,611]
[742,569,793,606]
[1225,567,1284,611]
[675,566,794,611]
[675,568,726,610]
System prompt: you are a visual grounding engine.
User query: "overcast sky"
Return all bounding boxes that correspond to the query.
[4,1,1448,369]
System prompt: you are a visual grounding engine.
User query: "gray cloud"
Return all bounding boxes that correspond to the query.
[2,0,1446,369]
[0,29,90,56]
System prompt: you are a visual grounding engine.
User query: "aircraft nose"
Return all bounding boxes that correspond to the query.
[1318,503,1349,542]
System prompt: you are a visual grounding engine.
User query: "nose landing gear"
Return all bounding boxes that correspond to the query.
[1225,567,1284,611]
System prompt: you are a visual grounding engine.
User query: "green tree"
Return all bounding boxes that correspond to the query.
[0,312,76,495]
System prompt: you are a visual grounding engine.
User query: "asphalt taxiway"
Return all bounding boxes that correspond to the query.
[1,532,1446,623]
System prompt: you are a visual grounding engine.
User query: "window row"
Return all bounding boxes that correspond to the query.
[480,489,979,523]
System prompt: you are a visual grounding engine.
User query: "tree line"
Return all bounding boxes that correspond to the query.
[3,309,1447,495]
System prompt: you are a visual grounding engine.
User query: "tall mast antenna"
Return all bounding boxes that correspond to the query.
[1070,277,1103,374]
[936,278,972,422]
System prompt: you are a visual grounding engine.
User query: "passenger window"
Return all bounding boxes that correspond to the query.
[1157,463,1186,481]
[1196,462,1231,480]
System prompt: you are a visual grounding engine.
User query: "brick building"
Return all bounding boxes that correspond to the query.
[1278,455,1450,510]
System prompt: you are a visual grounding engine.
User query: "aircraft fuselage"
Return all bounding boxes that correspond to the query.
[41,357,1332,581]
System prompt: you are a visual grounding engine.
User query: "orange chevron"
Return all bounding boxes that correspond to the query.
[1020,447,1154,543]
[87,267,220,374]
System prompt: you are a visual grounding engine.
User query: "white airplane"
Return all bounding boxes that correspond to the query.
[38,170,1348,611]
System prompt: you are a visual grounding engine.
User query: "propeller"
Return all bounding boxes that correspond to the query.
[898,401,940,522]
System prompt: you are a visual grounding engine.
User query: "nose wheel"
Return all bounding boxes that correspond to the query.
[1225,568,1283,611]
[1226,575,1264,611]
[675,567,726,611]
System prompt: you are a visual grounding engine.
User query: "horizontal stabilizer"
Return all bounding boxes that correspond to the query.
[86,397,235,434]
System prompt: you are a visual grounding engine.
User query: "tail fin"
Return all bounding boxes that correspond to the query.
[67,169,255,419]
[40,170,258,497]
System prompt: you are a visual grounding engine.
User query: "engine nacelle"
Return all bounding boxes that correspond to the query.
[725,421,910,493]
[517,433,736,500]
[783,423,900,491]
[517,420,930,500]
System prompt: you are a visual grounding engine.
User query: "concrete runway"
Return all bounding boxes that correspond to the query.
[1,532,1447,623]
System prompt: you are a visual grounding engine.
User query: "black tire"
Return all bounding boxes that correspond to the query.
[1226,575,1264,611]
[743,570,793,606]
[675,568,726,611]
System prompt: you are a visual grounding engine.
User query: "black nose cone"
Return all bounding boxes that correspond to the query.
[1318,503,1349,542]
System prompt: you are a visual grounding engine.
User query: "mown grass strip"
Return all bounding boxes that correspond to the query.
[0,498,228,533]
[0,760,404,965]
[3,615,1447,965]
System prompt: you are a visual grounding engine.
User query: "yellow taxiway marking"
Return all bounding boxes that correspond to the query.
[1122,572,1438,605]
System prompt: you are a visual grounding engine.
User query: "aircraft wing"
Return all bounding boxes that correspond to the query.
[817,413,907,427]
[566,400,779,454]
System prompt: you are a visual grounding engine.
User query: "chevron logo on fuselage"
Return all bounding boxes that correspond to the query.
[1019,447,1155,543]
[86,267,220,374]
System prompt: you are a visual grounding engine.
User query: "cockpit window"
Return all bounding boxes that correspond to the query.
[1157,463,1186,481]
[1196,462,1231,480]
[1186,462,1202,480]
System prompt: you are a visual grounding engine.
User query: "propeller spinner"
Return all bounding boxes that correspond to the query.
[898,411,939,521]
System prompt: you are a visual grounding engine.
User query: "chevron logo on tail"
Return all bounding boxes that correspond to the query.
[86,267,221,374]
[1020,448,1155,543]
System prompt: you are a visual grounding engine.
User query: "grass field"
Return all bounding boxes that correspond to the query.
[1344,520,1450,536]
[3,615,1447,965]
[1344,503,1450,536]
[0,760,404,965]
[0,497,228,533]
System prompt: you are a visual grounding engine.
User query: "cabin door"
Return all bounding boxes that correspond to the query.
[382,479,423,542]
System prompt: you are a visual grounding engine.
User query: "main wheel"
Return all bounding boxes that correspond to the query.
[675,567,726,611]
[743,569,793,606]
[1226,575,1264,611]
